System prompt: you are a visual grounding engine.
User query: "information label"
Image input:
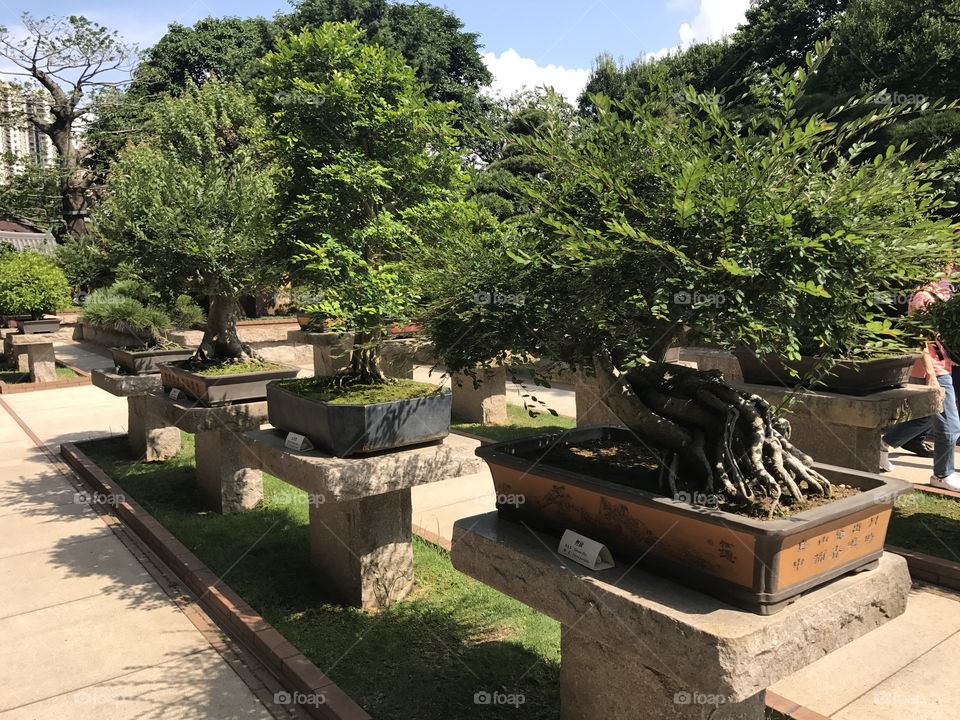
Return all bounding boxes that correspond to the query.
[558,529,615,571]
[285,432,314,452]
[168,388,182,401]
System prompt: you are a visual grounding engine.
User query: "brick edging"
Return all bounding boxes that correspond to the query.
[765,690,832,720]
[61,442,370,720]
[886,544,960,591]
[0,360,91,394]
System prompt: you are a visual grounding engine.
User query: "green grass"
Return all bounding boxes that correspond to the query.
[887,491,960,563]
[0,364,79,384]
[277,377,443,404]
[452,403,576,443]
[78,434,561,720]
[193,360,285,376]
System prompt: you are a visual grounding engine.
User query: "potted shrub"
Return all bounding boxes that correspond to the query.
[0,251,70,333]
[733,350,918,395]
[421,48,946,612]
[259,23,464,454]
[96,79,298,403]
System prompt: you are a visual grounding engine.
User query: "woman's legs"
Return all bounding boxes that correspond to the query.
[932,373,960,478]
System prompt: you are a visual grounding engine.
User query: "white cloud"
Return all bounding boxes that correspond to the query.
[677,0,750,48]
[482,49,590,104]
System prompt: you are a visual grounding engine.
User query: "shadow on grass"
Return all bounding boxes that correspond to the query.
[77,434,561,720]
[888,491,960,563]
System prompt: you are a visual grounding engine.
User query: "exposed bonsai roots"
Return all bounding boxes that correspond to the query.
[593,354,831,516]
[195,295,257,362]
[331,331,388,388]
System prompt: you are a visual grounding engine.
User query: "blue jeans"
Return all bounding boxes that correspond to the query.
[883,374,960,477]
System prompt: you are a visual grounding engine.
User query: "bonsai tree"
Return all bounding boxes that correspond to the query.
[259,22,464,385]
[95,78,280,362]
[81,279,204,347]
[422,45,960,515]
[0,251,71,320]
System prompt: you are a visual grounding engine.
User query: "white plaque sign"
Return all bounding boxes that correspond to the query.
[168,388,182,400]
[285,432,314,452]
[558,529,615,571]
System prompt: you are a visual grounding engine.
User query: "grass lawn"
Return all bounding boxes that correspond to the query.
[452,403,576,443]
[887,490,960,563]
[79,434,561,720]
[0,363,80,384]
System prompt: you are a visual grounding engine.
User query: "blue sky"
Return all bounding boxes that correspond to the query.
[0,1,750,100]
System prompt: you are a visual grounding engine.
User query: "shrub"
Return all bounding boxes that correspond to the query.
[170,294,205,330]
[0,251,71,319]
[81,288,171,346]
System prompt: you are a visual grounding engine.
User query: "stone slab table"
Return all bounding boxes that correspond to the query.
[453,513,910,720]
[237,429,484,610]
[451,365,508,425]
[287,330,354,377]
[732,381,942,473]
[4,333,55,373]
[91,368,162,397]
[126,391,267,512]
[25,340,57,382]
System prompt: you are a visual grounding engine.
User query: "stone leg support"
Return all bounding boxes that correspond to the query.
[308,488,414,610]
[127,395,182,462]
[312,335,353,377]
[574,371,625,428]
[786,420,882,473]
[26,343,56,383]
[451,366,508,425]
[4,335,28,372]
[560,628,765,720]
[195,429,263,513]
[380,340,415,380]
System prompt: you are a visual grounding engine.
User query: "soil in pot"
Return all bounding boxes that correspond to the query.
[279,377,442,403]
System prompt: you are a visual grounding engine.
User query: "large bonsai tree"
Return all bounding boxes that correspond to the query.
[0,251,71,319]
[95,79,280,362]
[260,22,464,384]
[423,46,960,515]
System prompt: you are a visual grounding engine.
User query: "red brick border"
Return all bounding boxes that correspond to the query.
[61,442,370,720]
[0,361,91,393]
[887,545,960,591]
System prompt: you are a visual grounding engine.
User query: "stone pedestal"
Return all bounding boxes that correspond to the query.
[452,513,910,720]
[734,382,942,473]
[574,370,625,428]
[25,341,56,382]
[380,338,416,379]
[126,392,267,511]
[5,333,55,373]
[288,330,354,377]
[676,347,744,381]
[240,429,483,609]
[451,366,508,425]
[92,368,162,397]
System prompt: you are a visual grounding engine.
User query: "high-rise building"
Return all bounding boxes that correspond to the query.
[0,82,56,183]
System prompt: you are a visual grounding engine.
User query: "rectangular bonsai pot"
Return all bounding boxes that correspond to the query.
[477,426,911,615]
[111,347,195,375]
[160,363,299,406]
[266,381,452,457]
[734,350,917,396]
[17,318,61,334]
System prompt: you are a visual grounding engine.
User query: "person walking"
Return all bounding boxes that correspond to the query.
[881,273,960,490]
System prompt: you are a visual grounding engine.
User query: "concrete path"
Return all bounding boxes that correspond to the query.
[0,387,276,717]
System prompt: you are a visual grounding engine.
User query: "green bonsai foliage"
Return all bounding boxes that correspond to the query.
[260,22,465,385]
[81,282,204,347]
[0,251,71,319]
[423,45,960,515]
[927,291,960,362]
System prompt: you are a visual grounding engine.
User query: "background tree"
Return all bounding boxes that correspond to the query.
[260,22,464,384]
[0,158,61,229]
[0,14,136,238]
[96,79,280,361]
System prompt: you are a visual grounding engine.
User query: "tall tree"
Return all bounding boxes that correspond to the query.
[0,14,135,238]
[260,22,465,383]
[96,79,280,361]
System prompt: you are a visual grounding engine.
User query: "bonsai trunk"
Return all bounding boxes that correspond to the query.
[344,330,386,386]
[592,351,832,516]
[196,295,252,362]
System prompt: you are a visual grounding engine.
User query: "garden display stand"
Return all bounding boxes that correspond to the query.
[91,368,162,397]
[232,428,484,610]
[451,364,508,425]
[288,330,355,377]
[731,381,942,473]
[126,390,267,513]
[4,334,56,379]
[452,512,911,720]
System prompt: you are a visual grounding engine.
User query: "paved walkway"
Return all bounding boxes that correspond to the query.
[0,337,277,718]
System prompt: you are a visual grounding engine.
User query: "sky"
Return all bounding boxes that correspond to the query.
[0,0,751,102]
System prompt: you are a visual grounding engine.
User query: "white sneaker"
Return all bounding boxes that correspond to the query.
[879,450,894,473]
[930,473,960,492]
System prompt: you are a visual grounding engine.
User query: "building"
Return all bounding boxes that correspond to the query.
[0,217,56,253]
[0,82,56,183]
